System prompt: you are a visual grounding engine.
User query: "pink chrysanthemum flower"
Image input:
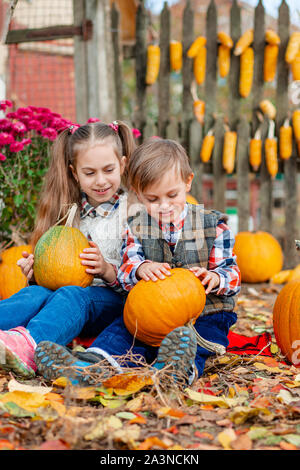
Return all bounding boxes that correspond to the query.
[27,119,43,131]
[11,121,27,135]
[132,128,141,138]
[0,153,6,161]
[10,141,25,152]
[41,127,58,141]
[0,132,15,146]
[0,100,13,111]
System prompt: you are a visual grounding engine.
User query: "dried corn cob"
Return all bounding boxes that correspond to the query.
[279,118,293,160]
[239,47,254,97]
[264,44,278,82]
[234,29,254,56]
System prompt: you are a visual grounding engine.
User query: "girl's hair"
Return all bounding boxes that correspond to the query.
[127,138,193,193]
[30,120,135,247]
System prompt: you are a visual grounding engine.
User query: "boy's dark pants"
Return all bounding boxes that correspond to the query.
[90,311,237,376]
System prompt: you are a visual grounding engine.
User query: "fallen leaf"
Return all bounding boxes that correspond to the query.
[115,411,136,420]
[231,434,253,450]
[39,440,70,450]
[280,441,298,450]
[156,407,186,418]
[229,406,272,425]
[113,424,140,444]
[138,436,169,450]
[185,388,244,408]
[84,416,123,441]
[102,373,153,396]
[8,379,52,395]
[218,428,237,449]
[277,389,297,405]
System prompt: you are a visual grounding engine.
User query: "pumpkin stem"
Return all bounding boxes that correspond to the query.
[187,322,226,354]
[65,203,78,227]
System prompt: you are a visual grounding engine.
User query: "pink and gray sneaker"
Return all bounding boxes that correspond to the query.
[0,327,37,378]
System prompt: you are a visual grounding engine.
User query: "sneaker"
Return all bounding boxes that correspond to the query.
[153,326,197,384]
[35,341,118,386]
[0,327,36,378]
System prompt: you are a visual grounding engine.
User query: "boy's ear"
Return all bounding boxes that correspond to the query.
[186,172,194,192]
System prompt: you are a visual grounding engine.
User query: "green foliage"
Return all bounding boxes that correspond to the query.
[0,137,51,243]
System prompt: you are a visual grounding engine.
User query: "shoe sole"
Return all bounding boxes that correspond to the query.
[0,339,35,378]
[35,341,103,386]
[155,326,197,379]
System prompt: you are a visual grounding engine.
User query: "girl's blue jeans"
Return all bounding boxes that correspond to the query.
[90,310,237,376]
[0,285,125,346]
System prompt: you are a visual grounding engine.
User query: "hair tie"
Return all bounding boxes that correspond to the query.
[68,125,79,135]
[109,121,119,133]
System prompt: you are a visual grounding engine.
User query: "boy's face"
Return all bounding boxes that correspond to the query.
[136,166,194,224]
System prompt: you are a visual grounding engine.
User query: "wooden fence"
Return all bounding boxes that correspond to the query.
[111,0,299,269]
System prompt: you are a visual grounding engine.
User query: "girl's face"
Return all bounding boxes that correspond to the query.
[71,143,126,207]
[136,165,193,224]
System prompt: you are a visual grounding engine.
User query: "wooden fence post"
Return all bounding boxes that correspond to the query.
[228,0,241,130]
[237,116,250,231]
[73,0,88,123]
[277,0,298,268]
[157,1,170,138]
[181,0,194,150]
[134,0,148,140]
[204,0,217,134]
[111,2,123,120]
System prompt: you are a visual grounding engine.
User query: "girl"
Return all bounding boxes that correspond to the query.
[0,120,135,379]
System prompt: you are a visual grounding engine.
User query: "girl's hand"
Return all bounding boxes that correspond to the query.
[189,267,220,294]
[16,252,34,281]
[137,261,171,282]
[80,241,115,283]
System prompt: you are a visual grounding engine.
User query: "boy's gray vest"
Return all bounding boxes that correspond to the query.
[127,203,236,317]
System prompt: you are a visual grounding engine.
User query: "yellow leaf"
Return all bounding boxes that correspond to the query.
[156,407,186,418]
[102,373,153,396]
[270,343,279,354]
[0,391,48,412]
[66,387,96,400]
[84,416,123,441]
[218,429,237,450]
[52,377,71,388]
[253,362,292,374]
[229,406,272,424]
[185,388,243,408]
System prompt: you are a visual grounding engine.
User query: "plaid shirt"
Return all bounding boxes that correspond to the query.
[118,205,241,296]
[80,189,124,292]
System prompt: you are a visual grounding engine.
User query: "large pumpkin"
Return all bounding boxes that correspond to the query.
[33,205,93,290]
[234,231,283,283]
[0,245,32,299]
[123,268,206,347]
[273,280,300,364]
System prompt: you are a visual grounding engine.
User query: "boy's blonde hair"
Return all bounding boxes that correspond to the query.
[128,138,193,193]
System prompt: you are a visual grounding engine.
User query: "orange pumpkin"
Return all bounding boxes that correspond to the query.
[273,280,300,364]
[33,205,93,290]
[123,268,206,347]
[234,231,283,283]
[0,245,32,299]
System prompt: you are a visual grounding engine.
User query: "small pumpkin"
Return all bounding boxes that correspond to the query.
[273,280,300,364]
[33,204,93,290]
[0,245,32,299]
[123,268,206,347]
[234,231,283,283]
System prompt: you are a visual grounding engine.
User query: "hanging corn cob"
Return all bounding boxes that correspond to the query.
[191,81,205,124]
[259,99,276,120]
[200,128,215,163]
[279,118,293,160]
[265,29,281,45]
[193,46,207,85]
[249,128,262,171]
[234,29,254,56]
[264,44,279,82]
[187,36,207,58]
[222,128,237,174]
[218,31,233,49]
[218,44,231,78]
[291,50,300,81]
[169,40,182,72]
[265,120,278,179]
[239,47,254,97]
[292,109,300,140]
[145,44,160,85]
[285,32,300,64]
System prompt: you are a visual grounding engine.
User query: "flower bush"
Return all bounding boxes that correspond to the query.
[0,101,141,243]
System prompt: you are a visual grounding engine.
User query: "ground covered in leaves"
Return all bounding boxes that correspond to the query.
[0,282,300,451]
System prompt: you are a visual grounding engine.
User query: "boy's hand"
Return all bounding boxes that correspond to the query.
[189,267,220,294]
[137,261,171,282]
[80,241,114,282]
[16,252,34,281]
